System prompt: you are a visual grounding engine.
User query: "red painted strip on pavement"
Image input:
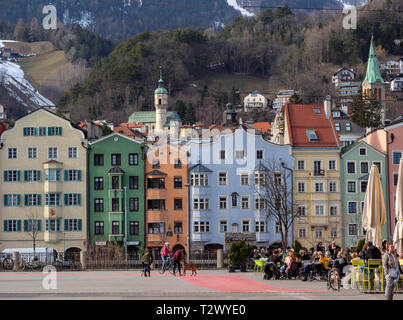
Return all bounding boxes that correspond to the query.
[182,274,328,293]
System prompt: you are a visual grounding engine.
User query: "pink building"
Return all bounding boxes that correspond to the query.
[361,117,403,238]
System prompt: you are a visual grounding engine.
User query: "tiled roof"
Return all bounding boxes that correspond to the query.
[189,163,212,173]
[146,170,167,176]
[284,104,340,147]
[253,122,271,134]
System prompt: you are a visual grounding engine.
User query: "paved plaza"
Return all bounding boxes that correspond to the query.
[0,269,401,300]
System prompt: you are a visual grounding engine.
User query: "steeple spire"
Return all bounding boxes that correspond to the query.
[363,35,385,85]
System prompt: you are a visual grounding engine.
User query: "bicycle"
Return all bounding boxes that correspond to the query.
[53,253,82,271]
[0,253,14,270]
[17,257,42,272]
[327,267,341,291]
[160,256,174,274]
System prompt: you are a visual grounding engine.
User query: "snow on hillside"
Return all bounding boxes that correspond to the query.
[226,0,255,17]
[0,40,55,108]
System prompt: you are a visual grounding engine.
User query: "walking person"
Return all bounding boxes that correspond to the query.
[141,248,153,277]
[382,243,402,300]
[172,249,185,276]
[161,242,172,273]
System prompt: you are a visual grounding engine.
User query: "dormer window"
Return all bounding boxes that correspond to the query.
[306,129,319,141]
[313,108,321,114]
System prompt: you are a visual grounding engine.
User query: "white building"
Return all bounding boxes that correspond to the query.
[243,92,267,112]
[390,74,403,92]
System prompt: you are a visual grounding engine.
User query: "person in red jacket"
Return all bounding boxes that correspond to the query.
[161,242,172,273]
[172,249,185,276]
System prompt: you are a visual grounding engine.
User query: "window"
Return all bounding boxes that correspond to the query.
[148,222,165,234]
[393,151,402,164]
[298,182,305,193]
[94,154,104,166]
[315,182,324,193]
[8,148,17,159]
[255,221,266,233]
[394,173,399,186]
[94,199,104,212]
[330,206,337,216]
[129,153,138,166]
[147,199,166,211]
[297,160,305,171]
[152,159,160,169]
[347,162,355,174]
[129,221,139,235]
[241,196,249,209]
[335,123,340,131]
[194,221,209,233]
[345,123,351,132]
[94,177,104,190]
[235,150,245,160]
[147,178,165,189]
[174,222,183,234]
[28,147,37,159]
[231,193,238,207]
[242,220,250,232]
[24,194,41,206]
[315,228,322,239]
[255,198,266,210]
[129,198,139,212]
[359,148,367,156]
[315,205,324,216]
[297,206,306,217]
[65,170,81,182]
[24,170,40,182]
[112,176,120,189]
[4,194,20,207]
[299,228,306,238]
[39,127,46,136]
[24,219,41,232]
[348,224,357,236]
[361,181,368,193]
[328,160,336,171]
[174,177,182,189]
[190,173,208,186]
[95,221,104,235]
[329,182,337,193]
[64,193,81,206]
[361,162,369,174]
[373,162,381,174]
[306,129,319,141]
[112,198,120,212]
[112,221,120,235]
[64,219,82,232]
[256,150,263,160]
[254,172,267,186]
[219,150,225,160]
[275,221,281,234]
[4,220,21,232]
[48,147,58,159]
[174,198,183,210]
[4,170,20,182]
[218,172,227,185]
[274,173,282,185]
[313,108,321,114]
[111,154,121,166]
[46,169,61,182]
[219,197,227,209]
[129,176,139,190]
[241,174,249,186]
[67,147,77,159]
[220,220,228,233]
[48,127,62,136]
[45,218,61,232]
[348,202,357,214]
[174,159,182,168]
[23,127,37,136]
[45,193,61,206]
[193,199,209,210]
[348,181,356,193]
[330,228,337,238]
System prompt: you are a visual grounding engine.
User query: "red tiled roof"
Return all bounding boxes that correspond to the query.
[253,122,271,133]
[113,125,135,137]
[284,104,340,147]
[119,122,144,128]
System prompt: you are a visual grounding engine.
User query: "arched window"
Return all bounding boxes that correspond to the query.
[158,98,162,105]
[231,192,238,207]
[378,88,382,100]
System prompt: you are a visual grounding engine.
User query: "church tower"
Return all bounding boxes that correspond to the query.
[362,35,386,123]
[155,67,168,134]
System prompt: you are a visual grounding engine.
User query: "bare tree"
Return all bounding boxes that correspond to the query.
[25,209,41,256]
[252,158,298,250]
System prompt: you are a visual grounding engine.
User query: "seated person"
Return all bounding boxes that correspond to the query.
[333,250,347,278]
[302,251,320,281]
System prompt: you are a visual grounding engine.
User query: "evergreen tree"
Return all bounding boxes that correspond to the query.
[173,100,187,120]
[289,93,303,104]
[350,94,383,129]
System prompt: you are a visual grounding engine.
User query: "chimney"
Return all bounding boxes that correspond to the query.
[324,95,331,119]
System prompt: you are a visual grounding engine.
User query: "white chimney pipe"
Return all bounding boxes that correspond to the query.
[324,95,332,119]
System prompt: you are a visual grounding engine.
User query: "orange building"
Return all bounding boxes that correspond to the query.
[145,143,188,253]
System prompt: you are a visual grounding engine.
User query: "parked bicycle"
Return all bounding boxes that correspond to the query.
[53,253,82,271]
[17,256,42,272]
[327,267,341,291]
[0,253,14,270]
[159,257,174,274]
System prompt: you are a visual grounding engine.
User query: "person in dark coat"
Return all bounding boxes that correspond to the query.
[315,242,324,253]
[141,248,153,277]
[172,249,184,276]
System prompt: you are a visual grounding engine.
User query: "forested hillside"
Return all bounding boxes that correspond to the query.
[57,0,402,123]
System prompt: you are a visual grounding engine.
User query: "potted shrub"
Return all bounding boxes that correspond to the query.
[228,240,253,272]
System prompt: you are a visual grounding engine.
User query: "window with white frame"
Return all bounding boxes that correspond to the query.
[297,160,305,171]
[48,147,58,159]
[190,173,208,186]
[254,172,267,186]
[315,205,324,216]
[235,150,245,160]
[219,197,227,209]
[298,182,305,193]
[242,220,250,232]
[256,150,264,160]
[348,202,357,214]
[297,206,306,217]
[27,147,37,159]
[240,174,249,186]
[255,198,266,210]
[328,160,336,170]
[194,221,209,233]
[330,206,338,216]
[8,148,17,159]
[241,196,249,209]
[347,162,355,174]
[330,228,337,238]
[361,162,369,174]
[347,181,356,193]
[219,220,227,233]
[218,172,227,185]
[255,221,266,232]
[193,198,209,210]
[315,182,324,192]
[68,147,77,159]
[299,228,306,238]
[315,228,322,239]
[275,221,281,234]
[329,182,337,192]
[219,150,225,160]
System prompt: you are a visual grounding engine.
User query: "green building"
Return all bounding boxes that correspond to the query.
[88,133,145,254]
[340,141,389,249]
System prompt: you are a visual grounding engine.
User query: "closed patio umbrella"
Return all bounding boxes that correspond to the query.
[393,158,403,255]
[362,164,386,248]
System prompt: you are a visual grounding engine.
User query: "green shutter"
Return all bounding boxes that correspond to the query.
[37,194,41,206]
[4,220,8,232]
[64,194,69,206]
[77,194,81,206]
[17,171,20,182]
[17,220,21,232]
[64,170,69,181]
[78,219,82,231]
[23,128,27,136]
[4,171,8,182]
[24,170,28,182]
[48,127,52,136]
[64,219,69,231]
[33,128,37,136]
[3,195,8,207]
[78,170,82,181]
[37,171,41,181]
[58,127,62,136]
[17,195,21,206]
[24,220,28,232]
[39,127,46,136]
[24,194,29,206]
[37,220,42,232]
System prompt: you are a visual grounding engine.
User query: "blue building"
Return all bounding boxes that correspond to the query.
[187,124,294,253]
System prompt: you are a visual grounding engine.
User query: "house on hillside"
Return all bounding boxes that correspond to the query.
[390,74,403,92]
[243,92,268,112]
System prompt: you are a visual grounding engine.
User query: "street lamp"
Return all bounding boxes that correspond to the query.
[281,161,294,246]
[184,182,191,264]
[124,186,128,261]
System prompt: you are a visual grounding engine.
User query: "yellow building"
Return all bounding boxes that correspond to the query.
[272,100,342,249]
[0,108,88,256]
